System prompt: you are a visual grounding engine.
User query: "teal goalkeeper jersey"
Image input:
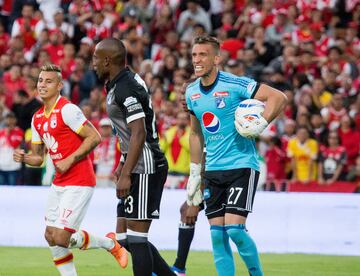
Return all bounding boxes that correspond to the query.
[185,71,260,172]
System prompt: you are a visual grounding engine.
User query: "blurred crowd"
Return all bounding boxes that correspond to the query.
[0,0,360,191]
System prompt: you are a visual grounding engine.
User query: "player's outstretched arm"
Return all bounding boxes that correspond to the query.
[13,143,45,167]
[55,121,101,173]
[254,83,288,123]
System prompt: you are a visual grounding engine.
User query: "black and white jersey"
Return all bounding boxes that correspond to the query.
[105,67,166,174]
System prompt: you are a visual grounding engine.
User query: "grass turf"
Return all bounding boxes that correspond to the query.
[0,247,359,275]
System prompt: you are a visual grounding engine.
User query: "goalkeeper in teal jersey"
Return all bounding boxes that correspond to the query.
[185,36,287,276]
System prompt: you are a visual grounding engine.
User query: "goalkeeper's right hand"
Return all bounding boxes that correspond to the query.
[186,162,202,200]
[187,189,203,206]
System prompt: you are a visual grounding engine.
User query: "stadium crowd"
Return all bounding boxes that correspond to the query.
[0,0,359,192]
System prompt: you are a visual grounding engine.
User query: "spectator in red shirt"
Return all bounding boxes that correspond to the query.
[338,114,360,172]
[3,64,25,108]
[43,29,65,65]
[318,131,347,185]
[0,111,24,185]
[11,4,39,51]
[264,136,287,191]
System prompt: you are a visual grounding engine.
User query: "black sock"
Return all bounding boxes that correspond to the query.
[117,238,130,251]
[148,242,176,276]
[128,235,153,276]
[173,223,195,271]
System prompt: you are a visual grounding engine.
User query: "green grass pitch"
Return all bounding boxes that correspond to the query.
[0,247,359,275]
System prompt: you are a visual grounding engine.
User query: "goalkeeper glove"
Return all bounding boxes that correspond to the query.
[234,116,268,139]
[186,162,201,201]
[186,189,203,206]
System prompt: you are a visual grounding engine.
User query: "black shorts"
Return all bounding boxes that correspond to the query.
[117,163,168,220]
[203,168,259,219]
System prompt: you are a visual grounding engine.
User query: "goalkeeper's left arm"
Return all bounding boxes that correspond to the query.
[236,84,288,138]
[186,114,204,206]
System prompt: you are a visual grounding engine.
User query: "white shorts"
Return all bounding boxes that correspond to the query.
[45,185,94,233]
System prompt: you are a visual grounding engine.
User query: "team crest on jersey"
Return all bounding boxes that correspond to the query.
[202,112,220,133]
[215,97,226,109]
[37,123,41,130]
[50,114,57,128]
[43,122,48,132]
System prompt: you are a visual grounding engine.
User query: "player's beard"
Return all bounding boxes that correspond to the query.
[97,71,109,83]
[201,66,216,82]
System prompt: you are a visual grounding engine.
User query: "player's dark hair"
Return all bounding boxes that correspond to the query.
[193,36,220,54]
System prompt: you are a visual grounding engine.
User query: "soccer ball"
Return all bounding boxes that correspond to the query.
[235,99,265,124]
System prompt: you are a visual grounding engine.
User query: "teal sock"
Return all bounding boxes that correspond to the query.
[225,224,263,276]
[210,225,234,276]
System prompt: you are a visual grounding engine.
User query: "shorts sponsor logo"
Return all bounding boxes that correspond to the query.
[124,96,138,107]
[203,188,210,200]
[127,103,142,112]
[151,209,159,216]
[202,112,220,133]
[50,153,63,160]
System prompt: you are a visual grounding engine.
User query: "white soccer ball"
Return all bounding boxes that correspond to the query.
[235,99,265,125]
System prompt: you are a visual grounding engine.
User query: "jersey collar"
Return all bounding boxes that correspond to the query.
[106,67,129,92]
[199,71,220,94]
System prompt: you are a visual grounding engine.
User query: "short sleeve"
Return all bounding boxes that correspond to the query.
[185,89,193,114]
[61,104,88,133]
[237,76,260,99]
[31,117,42,144]
[116,87,145,124]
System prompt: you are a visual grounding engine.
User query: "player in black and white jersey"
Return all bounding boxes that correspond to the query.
[93,38,175,276]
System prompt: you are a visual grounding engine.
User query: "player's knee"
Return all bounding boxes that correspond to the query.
[53,235,70,248]
[179,201,188,217]
[44,230,54,244]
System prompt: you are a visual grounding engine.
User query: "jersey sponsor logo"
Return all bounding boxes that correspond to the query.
[52,109,60,113]
[42,132,58,153]
[190,93,201,100]
[202,112,220,133]
[213,91,229,97]
[123,96,138,107]
[207,134,224,142]
[36,113,43,118]
[50,114,57,128]
[246,82,257,94]
[215,97,226,109]
[127,103,142,112]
